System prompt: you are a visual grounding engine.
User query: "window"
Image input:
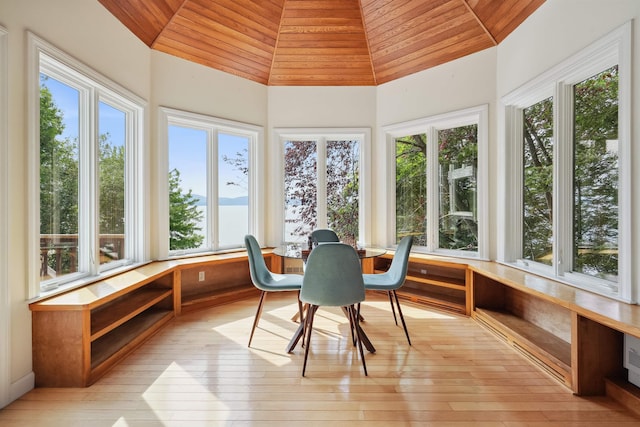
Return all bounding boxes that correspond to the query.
[384,106,488,257]
[275,129,369,246]
[501,23,631,301]
[160,108,259,257]
[29,34,145,295]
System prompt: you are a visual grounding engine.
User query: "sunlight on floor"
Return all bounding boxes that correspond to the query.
[141,361,230,418]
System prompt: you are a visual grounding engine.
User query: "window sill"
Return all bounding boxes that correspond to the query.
[30,261,149,303]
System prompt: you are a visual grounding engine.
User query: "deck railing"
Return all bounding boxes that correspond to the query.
[40,234,125,279]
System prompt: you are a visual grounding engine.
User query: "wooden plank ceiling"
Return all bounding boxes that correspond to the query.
[97,0,545,86]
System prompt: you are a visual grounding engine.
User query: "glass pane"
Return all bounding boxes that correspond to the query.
[168,125,207,251]
[326,140,359,246]
[573,66,619,281]
[523,97,553,265]
[395,134,427,246]
[438,125,478,252]
[218,133,249,248]
[39,75,79,284]
[98,101,126,267]
[284,140,317,243]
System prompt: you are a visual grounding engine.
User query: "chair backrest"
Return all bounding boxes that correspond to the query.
[244,234,271,288]
[301,243,365,307]
[386,235,414,287]
[311,228,340,244]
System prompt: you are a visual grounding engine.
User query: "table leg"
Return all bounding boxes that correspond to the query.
[287,306,375,354]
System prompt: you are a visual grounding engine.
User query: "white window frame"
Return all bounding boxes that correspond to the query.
[0,25,9,408]
[157,107,262,258]
[273,128,372,246]
[27,33,146,298]
[382,105,489,258]
[500,22,632,302]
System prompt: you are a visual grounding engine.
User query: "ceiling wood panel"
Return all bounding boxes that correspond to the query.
[98,0,545,86]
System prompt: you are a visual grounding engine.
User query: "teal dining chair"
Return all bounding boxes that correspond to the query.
[362,235,414,345]
[245,234,304,347]
[311,228,340,244]
[300,243,367,376]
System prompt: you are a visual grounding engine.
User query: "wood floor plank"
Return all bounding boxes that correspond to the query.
[1,293,640,425]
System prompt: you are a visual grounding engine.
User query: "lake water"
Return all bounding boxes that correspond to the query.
[196,205,248,247]
[196,205,307,246]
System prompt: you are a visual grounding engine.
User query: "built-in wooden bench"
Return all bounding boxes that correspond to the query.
[468,262,640,398]
[372,252,640,413]
[29,250,275,387]
[30,248,640,415]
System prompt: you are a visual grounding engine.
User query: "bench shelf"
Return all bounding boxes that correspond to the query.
[374,254,470,315]
[29,250,267,387]
[30,263,176,387]
[469,264,633,399]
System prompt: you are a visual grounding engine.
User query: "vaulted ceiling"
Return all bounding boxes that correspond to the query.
[98,0,545,86]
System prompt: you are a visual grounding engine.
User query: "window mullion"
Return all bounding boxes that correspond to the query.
[316,138,327,228]
[79,88,99,275]
[209,129,218,250]
[505,105,524,262]
[553,82,574,277]
[426,127,438,252]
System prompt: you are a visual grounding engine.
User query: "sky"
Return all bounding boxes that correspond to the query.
[42,74,247,201]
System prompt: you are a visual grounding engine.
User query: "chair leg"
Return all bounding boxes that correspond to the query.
[392,290,411,346]
[387,291,398,325]
[345,306,357,346]
[352,303,367,376]
[248,291,267,347]
[297,292,305,345]
[302,305,318,376]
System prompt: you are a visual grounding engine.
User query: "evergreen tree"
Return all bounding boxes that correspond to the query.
[169,168,204,250]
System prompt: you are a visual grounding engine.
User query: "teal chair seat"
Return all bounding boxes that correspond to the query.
[300,242,367,376]
[362,235,413,345]
[245,234,303,347]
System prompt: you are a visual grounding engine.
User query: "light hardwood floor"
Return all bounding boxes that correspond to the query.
[2,293,640,426]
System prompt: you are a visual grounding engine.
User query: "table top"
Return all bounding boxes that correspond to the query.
[273,244,386,259]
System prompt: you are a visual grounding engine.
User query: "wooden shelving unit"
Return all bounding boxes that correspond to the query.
[373,254,470,314]
[468,263,634,400]
[30,262,175,387]
[29,249,269,387]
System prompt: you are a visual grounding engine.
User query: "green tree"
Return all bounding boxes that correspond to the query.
[522,66,618,278]
[523,97,554,264]
[395,134,427,246]
[573,66,619,277]
[438,125,478,251]
[326,141,359,245]
[39,85,78,237]
[99,133,125,234]
[40,84,79,276]
[282,140,360,243]
[169,168,204,250]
